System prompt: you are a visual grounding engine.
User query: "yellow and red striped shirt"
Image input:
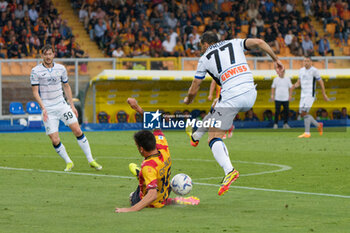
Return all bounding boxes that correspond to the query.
[138,129,172,208]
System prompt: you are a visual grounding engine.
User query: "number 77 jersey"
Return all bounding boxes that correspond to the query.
[195,39,255,101]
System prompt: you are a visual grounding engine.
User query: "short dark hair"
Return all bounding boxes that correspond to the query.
[304,55,312,60]
[200,31,219,45]
[41,44,54,54]
[134,130,156,152]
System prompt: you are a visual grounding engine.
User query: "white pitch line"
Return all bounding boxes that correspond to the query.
[193,160,292,180]
[0,155,292,178]
[194,182,350,199]
[1,166,349,199]
[0,166,133,179]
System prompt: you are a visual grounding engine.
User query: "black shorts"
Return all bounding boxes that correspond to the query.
[130,186,141,206]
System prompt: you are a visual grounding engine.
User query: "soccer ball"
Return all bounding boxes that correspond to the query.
[171,173,192,196]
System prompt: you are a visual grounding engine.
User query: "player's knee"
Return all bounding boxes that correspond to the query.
[73,128,82,137]
[207,132,215,144]
[49,135,60,146]
[70,123,82,136]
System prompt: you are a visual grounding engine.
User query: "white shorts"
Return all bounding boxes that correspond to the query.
[43,101,78,135]
[211,88,257,130]
[299,96,315,113]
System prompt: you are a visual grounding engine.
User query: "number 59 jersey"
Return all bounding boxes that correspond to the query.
[195,39,255,100]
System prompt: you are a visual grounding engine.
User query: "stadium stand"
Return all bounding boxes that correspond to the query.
[0,0,91,60]
[67,0,349,59]
[0,0,349,74]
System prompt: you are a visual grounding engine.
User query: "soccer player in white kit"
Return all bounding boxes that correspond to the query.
[292,56,330,138]
[184,31,284,195]
[30,45,102,171]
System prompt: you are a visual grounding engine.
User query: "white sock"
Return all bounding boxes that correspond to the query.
[192,112,211,141]
[304,114,319,134]
[304,115,311,133]
[54,142,73,164]
[192,129,207,141]
[77,134,94,163]
[308,114,319,127]
[209,138,233,175]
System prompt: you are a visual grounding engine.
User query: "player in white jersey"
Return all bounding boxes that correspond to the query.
[30,45,102,171]
[292,56,330,138]
[184,31,284,196]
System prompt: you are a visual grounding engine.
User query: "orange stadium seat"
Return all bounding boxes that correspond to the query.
[280,59,289,68]
[326,23,336,35]
[236,32,245,38]
[312,61,325,69]
[198,25,205,33]
[257,61,273,70]
[21,63,33,75]
[246,60,254,69]
[195,16,202,24]
[9,63,22,76]
[343,46,350,55]
[241,24,249,35]
[279,47,288,56]
[183,60,198,70]
[1,63,11,76]
[204,17,211,25]
[162,60,175,70]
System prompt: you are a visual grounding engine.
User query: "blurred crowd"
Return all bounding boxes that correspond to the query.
[70,0,350,58]
[0,0,88,59]
[0,0,349,59]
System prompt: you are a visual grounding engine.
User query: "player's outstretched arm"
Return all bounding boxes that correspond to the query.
[63,82,78,117]
[208,79,216,101]
[32,85,48,122]
[245,38,284,76]
[115,188,157,213]
[318,79,330,102]
[184,78,202,105]
[127,98,144,114]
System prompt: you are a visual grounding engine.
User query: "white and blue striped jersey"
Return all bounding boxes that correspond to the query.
[299,66,321,98]
[30,63,68,108]
[195,38,255,100]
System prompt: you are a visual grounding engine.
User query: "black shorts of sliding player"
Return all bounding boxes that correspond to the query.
[130,186,141,206]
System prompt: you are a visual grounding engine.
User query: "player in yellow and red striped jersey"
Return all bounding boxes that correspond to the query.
[115,98,199,213]
[137,128,172,208]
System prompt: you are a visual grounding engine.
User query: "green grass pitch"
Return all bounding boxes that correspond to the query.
[1,129,350,233]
